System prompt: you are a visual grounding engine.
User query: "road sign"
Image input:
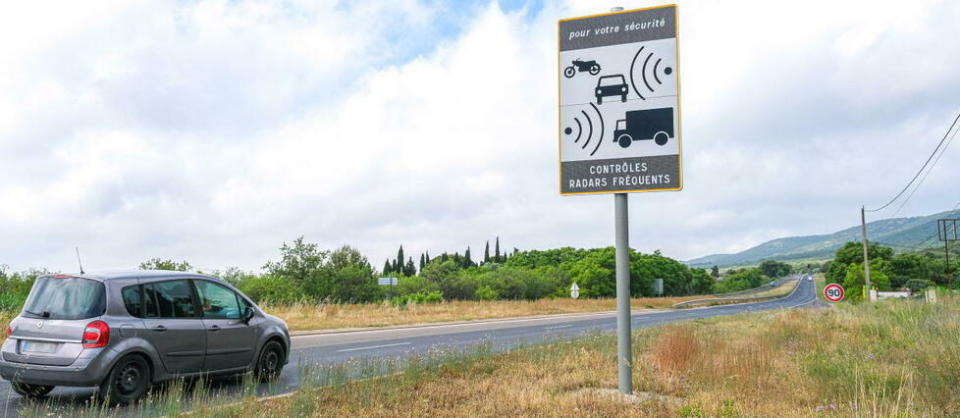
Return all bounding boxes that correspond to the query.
[378,277,398,286]
[824,283,845,302]
[558,5,681,195]
[570,282,580,299]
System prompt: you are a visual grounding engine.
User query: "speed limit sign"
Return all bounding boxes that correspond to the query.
[824,283,845,303]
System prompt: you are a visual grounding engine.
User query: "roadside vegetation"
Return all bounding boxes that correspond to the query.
[18,297,958,417]
[822,241,959,300]
[1,238,802,337]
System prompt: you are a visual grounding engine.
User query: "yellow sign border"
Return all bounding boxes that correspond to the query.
[557,4,683,196]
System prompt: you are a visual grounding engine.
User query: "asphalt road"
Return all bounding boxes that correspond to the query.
[0,277,819,416]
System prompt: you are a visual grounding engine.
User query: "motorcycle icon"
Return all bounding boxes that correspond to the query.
[563,59,601,78]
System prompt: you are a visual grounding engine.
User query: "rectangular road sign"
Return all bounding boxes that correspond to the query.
[558,5,681,195]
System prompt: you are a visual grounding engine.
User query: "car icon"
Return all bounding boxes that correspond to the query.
[595,74,628,104]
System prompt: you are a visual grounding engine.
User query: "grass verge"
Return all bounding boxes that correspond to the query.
[251,298,960,417]
[22,297,954,417]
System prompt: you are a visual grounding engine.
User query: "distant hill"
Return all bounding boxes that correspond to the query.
[685,209,960,268]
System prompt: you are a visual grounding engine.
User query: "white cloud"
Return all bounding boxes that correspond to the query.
[1,0,959,273]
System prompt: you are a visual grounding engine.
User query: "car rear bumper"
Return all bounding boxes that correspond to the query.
[0,361,104,387]
[0,342,112,387]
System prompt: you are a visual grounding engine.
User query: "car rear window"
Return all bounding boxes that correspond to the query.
[22,276,106,320]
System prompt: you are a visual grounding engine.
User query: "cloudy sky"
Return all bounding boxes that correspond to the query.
[2,0,959,273]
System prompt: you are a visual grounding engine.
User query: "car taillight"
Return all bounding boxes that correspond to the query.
[82,321,109,348]
[4,326,11,337]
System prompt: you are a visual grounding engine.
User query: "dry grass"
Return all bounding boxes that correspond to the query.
[185,298,959,417]
[18,298,959,417]
[262,296,705,332]
[0,310,12,343]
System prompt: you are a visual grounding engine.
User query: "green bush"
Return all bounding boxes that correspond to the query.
[238,274,302,304]
[475,285,498,301]
[714,268,768,293]
[391,291,443,307]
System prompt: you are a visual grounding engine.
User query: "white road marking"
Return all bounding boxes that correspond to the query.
[336,342,411,353]
[545,325,573,330]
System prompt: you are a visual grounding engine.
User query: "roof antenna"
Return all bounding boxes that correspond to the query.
[75,247,85,274]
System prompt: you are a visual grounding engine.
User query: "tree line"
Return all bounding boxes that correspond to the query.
[0,237,806,309]
[822,241,959,301]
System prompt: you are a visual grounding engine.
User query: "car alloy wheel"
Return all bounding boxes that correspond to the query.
[100,355,150,405]
[257,341,284,382]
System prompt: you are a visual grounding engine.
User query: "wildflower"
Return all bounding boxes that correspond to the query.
[829,403,837,409]
[815,405,825,412]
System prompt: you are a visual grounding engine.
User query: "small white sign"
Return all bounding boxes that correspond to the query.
[378,277,398,286]
[570,282,580,299]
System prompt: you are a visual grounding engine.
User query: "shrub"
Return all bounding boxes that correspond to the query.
[239,274,302,304]
[391,291,443,307]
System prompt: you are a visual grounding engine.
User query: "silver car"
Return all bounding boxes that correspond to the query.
[1,270,290,404]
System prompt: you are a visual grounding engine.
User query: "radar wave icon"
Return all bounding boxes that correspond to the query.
[563,102,605,156]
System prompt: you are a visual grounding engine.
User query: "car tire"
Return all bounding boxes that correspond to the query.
[98,355,151,406]
[620,94,627,102]
[596,96,602,105]
[654,132,669,146]
[255,341,284,382]
[11,382,54,399]
[617,134,633,148]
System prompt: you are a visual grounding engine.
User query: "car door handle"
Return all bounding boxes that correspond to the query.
[209,325,221,332]
[152,325,167,332]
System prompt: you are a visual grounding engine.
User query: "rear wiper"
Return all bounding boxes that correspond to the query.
[24,310,50,318]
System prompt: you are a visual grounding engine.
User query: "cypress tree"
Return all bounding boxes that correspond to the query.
[494,236,501,262]
[404,257,417,276]
[484,241,490,263]
[396,245,405,272]
[383,259,392,275]
[419,253,426,270]
[465,247,472,267]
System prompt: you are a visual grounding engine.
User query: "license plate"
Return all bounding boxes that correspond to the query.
[21,341,58,354]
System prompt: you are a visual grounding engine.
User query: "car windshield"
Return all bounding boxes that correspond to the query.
[22,276,106,320]
[599,76,625,86]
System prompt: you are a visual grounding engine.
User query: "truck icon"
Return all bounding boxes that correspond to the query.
[614,107,674,148]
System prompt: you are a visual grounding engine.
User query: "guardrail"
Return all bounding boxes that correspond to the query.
[672,278,801,309]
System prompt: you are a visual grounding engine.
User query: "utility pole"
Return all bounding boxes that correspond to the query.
[860,206,872,295]
[945,239,952,289]
[938,219,958,290]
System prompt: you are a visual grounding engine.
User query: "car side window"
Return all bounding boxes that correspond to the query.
[121,285,143,317]
[194,280,241,320]
[151,280,199,318]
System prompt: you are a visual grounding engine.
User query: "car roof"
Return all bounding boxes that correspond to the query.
[44,270,219,282]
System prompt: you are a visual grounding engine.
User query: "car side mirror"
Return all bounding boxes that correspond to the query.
[242,307,255,324]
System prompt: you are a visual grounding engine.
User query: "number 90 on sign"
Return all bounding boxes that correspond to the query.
[823,283,845,303]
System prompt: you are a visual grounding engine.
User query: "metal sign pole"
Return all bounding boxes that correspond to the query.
[614,192,632,394]
[559,3,680,395]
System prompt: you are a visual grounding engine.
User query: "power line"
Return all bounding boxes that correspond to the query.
[889,121,960,218]
[865,111,960,213]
